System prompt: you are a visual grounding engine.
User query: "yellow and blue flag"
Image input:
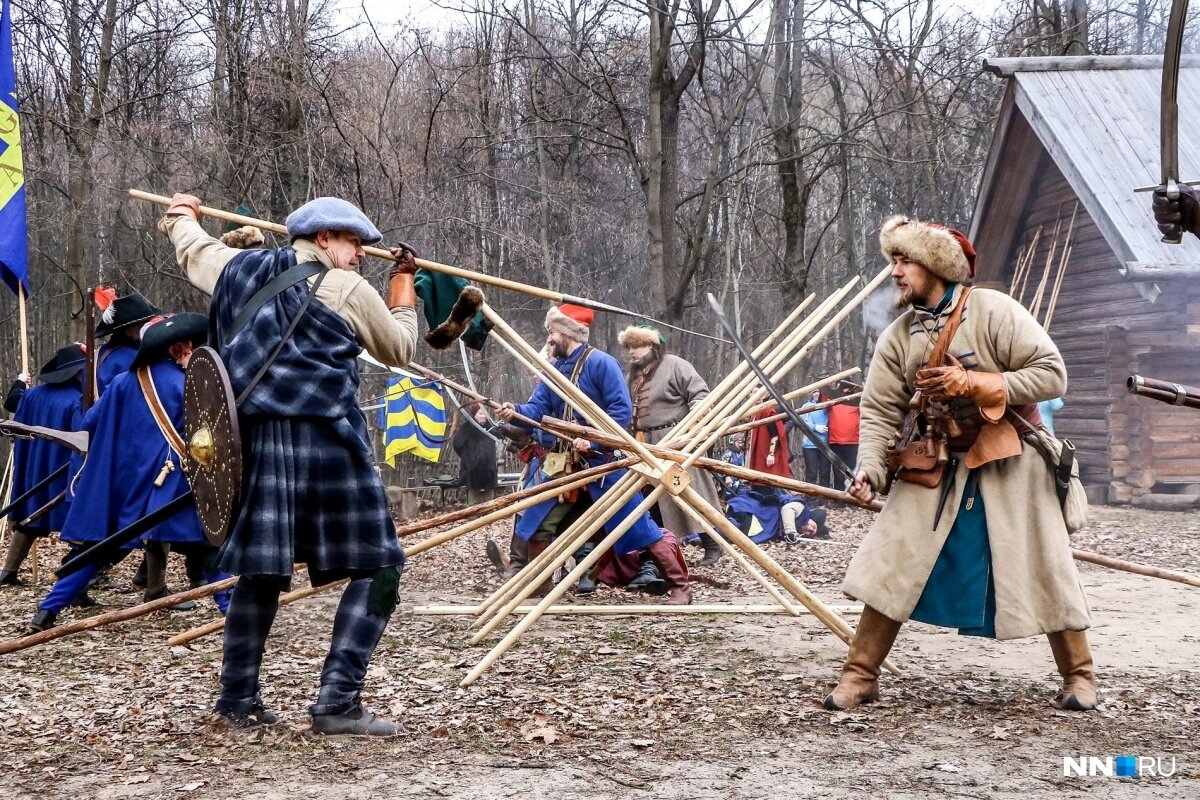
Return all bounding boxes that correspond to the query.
[380,376,447,464]
[0,0,26,295]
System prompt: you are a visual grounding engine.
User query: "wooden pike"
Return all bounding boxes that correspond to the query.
[0,577,240,655]
[415,604,864,616]
[725,392,863,436]
[128,189,725,342]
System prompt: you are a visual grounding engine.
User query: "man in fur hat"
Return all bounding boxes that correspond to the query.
[159,193,417,736]
[498,304,693,604]
[618,324,726,567]
[824,215,1097,713]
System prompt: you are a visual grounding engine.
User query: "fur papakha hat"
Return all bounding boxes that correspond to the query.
[545,304,593,342]
[617,324,664,349]
[879,215,976,283]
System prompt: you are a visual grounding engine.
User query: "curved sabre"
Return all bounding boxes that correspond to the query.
[1160,0,1192,244]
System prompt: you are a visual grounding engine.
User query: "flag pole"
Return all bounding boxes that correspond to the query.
[16,282,34,581]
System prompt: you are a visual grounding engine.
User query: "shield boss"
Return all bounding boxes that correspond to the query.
[183,346,242,546]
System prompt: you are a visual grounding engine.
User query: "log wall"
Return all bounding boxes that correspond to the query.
[992,156,1200,502]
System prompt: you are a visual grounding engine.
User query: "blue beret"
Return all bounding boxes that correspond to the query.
[285,197,382,244]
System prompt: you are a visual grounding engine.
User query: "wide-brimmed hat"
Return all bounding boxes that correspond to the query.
[39,344,87,384]
[132,313,209,367]
[95,293,161,338]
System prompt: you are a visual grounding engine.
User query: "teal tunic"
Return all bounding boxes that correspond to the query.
[909,472,997,638]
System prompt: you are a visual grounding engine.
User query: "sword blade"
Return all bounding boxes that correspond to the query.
[55,490,195,578]
[705,293,857,485]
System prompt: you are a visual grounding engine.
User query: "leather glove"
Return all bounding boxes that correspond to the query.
[157,192,201,234]
[389,241,419,278]
[1152,183,1200,240]
[915,365,1007,422]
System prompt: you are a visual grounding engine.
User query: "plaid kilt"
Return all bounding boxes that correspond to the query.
[217,413,404,578]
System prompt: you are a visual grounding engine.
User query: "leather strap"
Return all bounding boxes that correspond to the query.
[235,269,329,406]
[224,260,325,347]
[918,286,973,412]
[137,367,186,459]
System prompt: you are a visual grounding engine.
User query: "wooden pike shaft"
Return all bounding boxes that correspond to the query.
[472,471,641,626]
[725,393,862,436]
[732,370,861,425]
[396,458,630,541]
[1072,548,1200,588]
[666,295,817,438]
[416,604,864,616]
[542,417,881,508]
[168,578,347,647]
[669,285,853,447]
[676,268,890,466]
[462,483,666,686]
[0,577,239,655]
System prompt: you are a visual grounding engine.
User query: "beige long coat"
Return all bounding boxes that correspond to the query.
[627,354,724,536]
[842,285,1091,640]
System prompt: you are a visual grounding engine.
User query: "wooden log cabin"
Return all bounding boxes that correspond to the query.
[969,56,1200,507]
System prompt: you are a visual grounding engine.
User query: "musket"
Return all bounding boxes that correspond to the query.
[1127,374,1200,410]
[0,462,69,519]
[18,489,67,527]
[56,491,194,577]
[0,420,89,453]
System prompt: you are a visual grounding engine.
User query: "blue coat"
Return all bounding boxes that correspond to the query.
[9,381,82,534]
[61,359,204,545]
[96,342,137,397]
[511,345,660,554]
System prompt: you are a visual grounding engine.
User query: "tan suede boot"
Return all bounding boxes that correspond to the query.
[823,606,902,711]
[1047,630,1098,711]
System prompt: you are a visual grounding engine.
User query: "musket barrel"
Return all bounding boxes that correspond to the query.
[1127,374,1200,409]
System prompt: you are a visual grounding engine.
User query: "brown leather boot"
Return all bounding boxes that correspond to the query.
[501,534,529,580]
[525,539,553,597]
[1047,630,1098,711]
[823,606,902,711]
[646,538,691,605]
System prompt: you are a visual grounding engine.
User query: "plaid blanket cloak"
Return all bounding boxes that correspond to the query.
[209,247,404,578]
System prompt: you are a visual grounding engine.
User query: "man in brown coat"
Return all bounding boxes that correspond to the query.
[826,216,1096,713]
[619,325,726,566]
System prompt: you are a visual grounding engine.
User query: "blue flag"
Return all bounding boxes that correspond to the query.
[379,376,447,464]
[0,0,27,295]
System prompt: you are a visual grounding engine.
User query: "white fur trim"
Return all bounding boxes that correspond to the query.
[879,215,971,283]
[545,306,590,342]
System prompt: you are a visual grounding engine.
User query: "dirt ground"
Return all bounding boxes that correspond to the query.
[1,504,1196,799]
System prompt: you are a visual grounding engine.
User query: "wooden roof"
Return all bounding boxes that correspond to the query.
[970,55,1200,282]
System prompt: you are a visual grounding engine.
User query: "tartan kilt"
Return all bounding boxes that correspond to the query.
[216,414,404,578]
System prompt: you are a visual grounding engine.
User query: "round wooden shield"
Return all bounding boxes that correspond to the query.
[183,346,242,546]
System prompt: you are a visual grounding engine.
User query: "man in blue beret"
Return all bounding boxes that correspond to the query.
[159,193,417,736]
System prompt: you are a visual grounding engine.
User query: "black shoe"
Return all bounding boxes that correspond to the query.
[214,697,281,729]
[71,591,99,608]
[696,547,724,567]
[311,703,405,737]
[576,573,597,595]
[144,586,198,611]
[0,569,23,587]
[624,560,667,596]
[27,609,56,634]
